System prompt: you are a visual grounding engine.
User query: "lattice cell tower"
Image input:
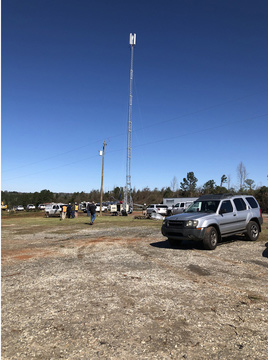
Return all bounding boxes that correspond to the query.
[123,33,136,213]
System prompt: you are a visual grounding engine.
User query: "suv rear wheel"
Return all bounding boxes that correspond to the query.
[203,226,218,250]
[245,221,259,241]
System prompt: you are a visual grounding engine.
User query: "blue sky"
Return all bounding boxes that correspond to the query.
[2,0,268,193]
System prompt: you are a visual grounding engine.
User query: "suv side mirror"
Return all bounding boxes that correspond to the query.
[219,208,227,215]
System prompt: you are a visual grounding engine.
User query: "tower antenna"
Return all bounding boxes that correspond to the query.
[123,33,136,214]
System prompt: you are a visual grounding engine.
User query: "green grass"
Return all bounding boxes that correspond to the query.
[2,212,267,241]
[1,212,162,235]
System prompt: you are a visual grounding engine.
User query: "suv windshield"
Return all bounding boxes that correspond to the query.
[186,200,220,213]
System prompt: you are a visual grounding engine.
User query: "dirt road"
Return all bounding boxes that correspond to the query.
[2,214,268,359]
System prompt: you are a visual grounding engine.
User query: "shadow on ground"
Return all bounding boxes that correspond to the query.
[263,242,268,258]
[150,235,253,251]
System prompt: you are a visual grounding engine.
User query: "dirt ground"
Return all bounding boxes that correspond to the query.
[1,213,268,359]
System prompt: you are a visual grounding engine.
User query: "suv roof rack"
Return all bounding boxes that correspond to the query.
[197,194,234,200]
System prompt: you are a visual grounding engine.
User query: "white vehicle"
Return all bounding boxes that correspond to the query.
[38,204,45,210]
[16,205,24,211]
[26,204,36,211]
[45,203,67,217]
[79,202,89,213]
[146,204,168,217]
[95,203,108,212]
[171,201,193,215]
[108,203,130,216]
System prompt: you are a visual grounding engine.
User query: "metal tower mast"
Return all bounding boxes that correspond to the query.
[123,33,136,213]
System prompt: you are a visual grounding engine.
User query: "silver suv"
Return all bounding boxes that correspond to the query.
[161,194,263,250]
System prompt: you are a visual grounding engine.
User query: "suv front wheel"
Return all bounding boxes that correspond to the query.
[203,226,218,250]
[245,221,259,241]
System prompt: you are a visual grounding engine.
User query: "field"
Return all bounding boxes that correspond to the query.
[2,212,268,359]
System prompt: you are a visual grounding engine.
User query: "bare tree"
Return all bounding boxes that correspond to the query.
[227,175,231,190]
[237,162,248,191]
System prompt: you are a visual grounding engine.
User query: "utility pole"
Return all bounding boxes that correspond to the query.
[99,140,106,217]
[123,33,136,214]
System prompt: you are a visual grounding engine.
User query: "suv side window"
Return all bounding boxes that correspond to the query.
[233,198,247,211]
[246,197,258,208]
[180,203,184,207]
[220,200,233,213]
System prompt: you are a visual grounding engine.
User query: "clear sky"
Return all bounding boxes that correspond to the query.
[2,0,268,193]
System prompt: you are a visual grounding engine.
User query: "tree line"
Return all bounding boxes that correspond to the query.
[2,168,268,212]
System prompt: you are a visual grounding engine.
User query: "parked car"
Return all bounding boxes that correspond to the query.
[26,204,36,211]
[146,204,168,217]
[38,204,46,210]
[44,203,67,217]
[161,194,263,250]
[171,201,193,215]
[16,205,24,211]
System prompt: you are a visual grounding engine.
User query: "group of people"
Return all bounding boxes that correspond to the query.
[60,201,96,225]
[60,203,78,219]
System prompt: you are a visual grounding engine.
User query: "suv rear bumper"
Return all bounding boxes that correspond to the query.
[161,225,205,241]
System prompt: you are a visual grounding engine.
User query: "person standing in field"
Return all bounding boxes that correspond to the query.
[89,202,96,225]
[67,203,72,218]
[87,202,91,217]
[74,202,79,218]
[61,204,67,220]
[72,203,75,218]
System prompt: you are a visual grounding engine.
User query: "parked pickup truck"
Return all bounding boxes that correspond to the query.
[162,194,263,250]
[171,201,193,215]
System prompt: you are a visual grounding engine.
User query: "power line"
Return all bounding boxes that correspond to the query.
[4,112,267,182]
[5,89,268,173]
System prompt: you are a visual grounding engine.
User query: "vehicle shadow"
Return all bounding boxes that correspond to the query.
[263,242,268,258]
[150,235,253,251]
[150,239,203,250]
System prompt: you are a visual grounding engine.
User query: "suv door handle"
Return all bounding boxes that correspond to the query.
[233,214,236,216]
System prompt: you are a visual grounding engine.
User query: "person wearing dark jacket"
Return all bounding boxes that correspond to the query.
[67,203,72,219]
[88,202,96,225]
[87,202,91,217]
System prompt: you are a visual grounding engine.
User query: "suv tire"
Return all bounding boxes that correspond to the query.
[203,226,218,250]
[245,221,259,241]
